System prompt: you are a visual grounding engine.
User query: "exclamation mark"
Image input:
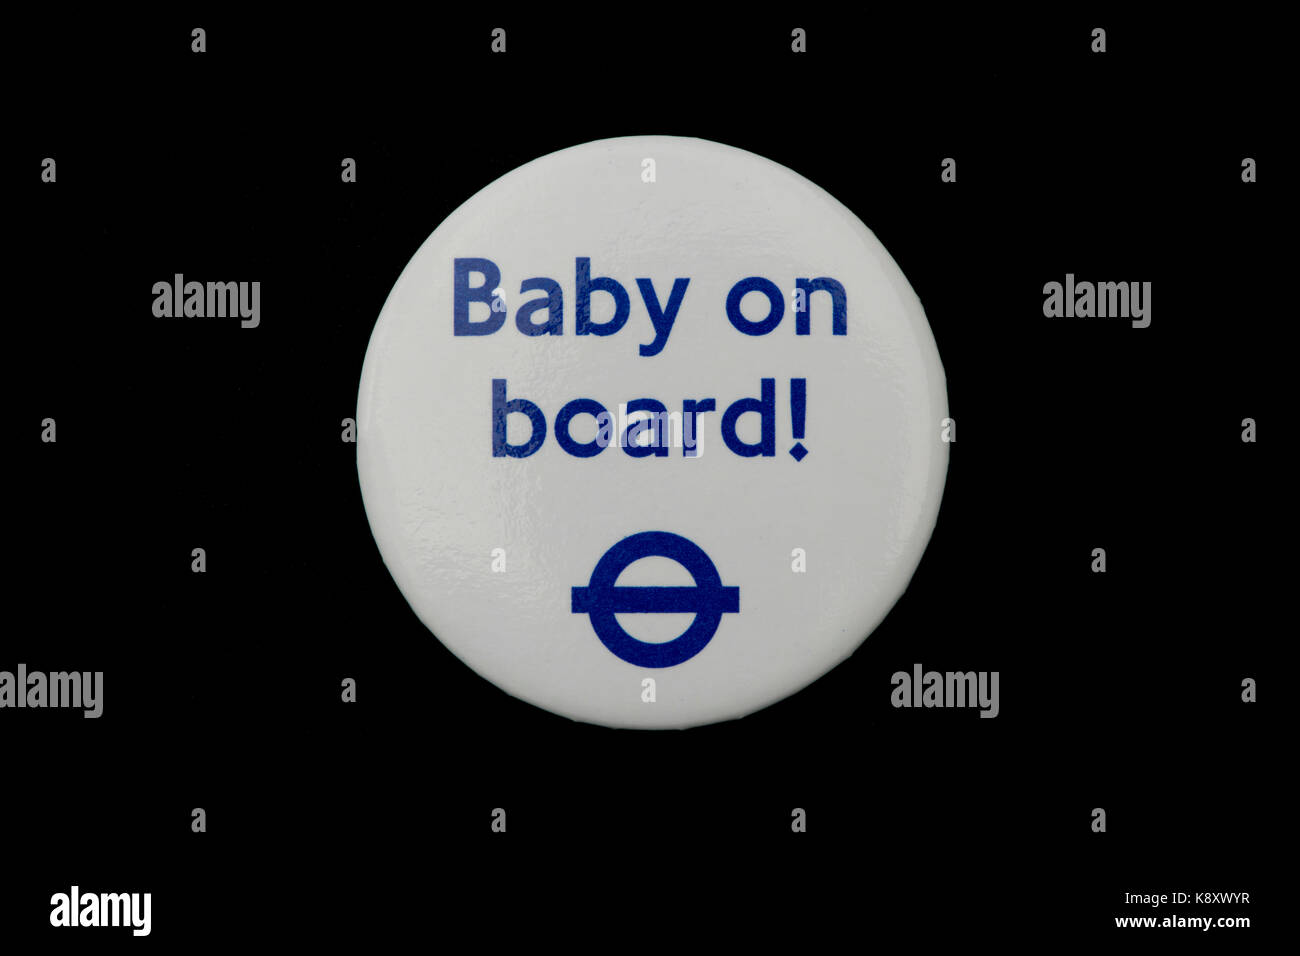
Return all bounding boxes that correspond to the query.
[789,377,807,461]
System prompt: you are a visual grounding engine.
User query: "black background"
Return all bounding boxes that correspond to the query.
[8,9,1280,946]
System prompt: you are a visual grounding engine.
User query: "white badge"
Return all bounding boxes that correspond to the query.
[357,136,949,728]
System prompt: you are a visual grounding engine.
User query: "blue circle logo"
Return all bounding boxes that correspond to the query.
[571,531,740,667]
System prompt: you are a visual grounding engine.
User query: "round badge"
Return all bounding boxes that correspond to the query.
[356,135,948,729]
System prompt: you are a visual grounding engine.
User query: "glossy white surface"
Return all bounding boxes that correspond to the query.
[357,136,948,728]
